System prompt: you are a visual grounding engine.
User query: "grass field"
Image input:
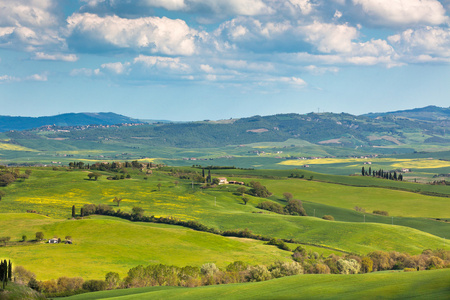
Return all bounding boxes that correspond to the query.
[63,269,450,300]
[0,214,292,280]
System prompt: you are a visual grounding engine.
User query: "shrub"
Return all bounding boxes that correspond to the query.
[284,199,307,216]
[322,215,334,221]
[361,257,373,273]
[247,265,271,282]
[257,201,284,214]
[373,210,389,216]
[404,268,417,272]
[337,259,361,274]
[269,261,303,278]
[14,266,36,285]
[314,263,331,274]
[82,279,107,292]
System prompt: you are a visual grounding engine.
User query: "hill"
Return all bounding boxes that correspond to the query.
[0,112,143,132]
[64,269,450,300]
[364,105,450,122]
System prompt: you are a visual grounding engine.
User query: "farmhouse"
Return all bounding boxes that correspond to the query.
[218,177,228,185]
[48,238,60,244]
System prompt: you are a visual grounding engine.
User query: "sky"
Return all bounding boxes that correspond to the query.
[1,0,450,121]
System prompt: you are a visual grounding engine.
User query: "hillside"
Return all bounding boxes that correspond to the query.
[0,112,142,132]
[63,269,450,300]
[365,105,450,122]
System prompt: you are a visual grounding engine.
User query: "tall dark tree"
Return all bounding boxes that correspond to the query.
[80,207,85,218]
[362,167,365,176]
[72,205,76,218]
[368,167,372,176]
[7,260,11,282]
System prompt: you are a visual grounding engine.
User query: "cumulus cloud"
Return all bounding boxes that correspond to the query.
[0,0,64,51]
[351,0,447,26]
[67,13,198,55]
[33,52,78,62]
[0,73,48,83]
[389,26,450,59]
[81,0,272,17]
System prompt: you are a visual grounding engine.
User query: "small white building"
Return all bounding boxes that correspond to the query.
[48,238,59,244]
[218,177,228,185]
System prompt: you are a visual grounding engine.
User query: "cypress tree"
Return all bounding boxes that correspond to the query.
[81,207,85,218]
[362,167,365,176]
[368,167,372,176]
[72,205,76,218]
[7,260,11,282]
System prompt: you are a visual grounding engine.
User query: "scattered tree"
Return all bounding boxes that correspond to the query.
[72,205,76,218]
[157,183,162,191]
[113,197,122,207]
[36,232,44,241]
[322,215,335,221]
[283,192,293,202]
[242,196,249,205]
[237,186,246,195]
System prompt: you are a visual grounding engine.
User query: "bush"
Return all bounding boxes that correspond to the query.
[257,201,284,214]
[247,265,271,282]
[82,279,107,292]
[373,210,389,216]
[360,257,373,273]
[284,199,307,216]
[404,268,417,272]
[269,261,303,278]
[322,215,334,221]
[337,259,361,274]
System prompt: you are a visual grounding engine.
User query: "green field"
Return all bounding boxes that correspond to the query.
[0,213,293,280]
[63,269,450,300]
[0,169,448,257]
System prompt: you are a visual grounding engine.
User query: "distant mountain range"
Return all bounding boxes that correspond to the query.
[364,105,450,121]
[1,106,449,133]
[0,112,142,132]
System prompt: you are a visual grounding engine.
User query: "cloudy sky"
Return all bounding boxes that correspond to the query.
[1,0,450,121]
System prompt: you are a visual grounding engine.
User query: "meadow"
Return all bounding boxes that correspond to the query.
[0,214,293,280]
[63,269,450,300]
[1,168,448,257]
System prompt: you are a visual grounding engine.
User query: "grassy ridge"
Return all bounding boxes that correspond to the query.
[258,178,450,218]
[1,169,448,254]
[0,214,292,280]
[64,269,450,300]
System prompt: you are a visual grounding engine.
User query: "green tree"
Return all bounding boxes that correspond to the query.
[284,199,307,216]
[242,196,249,205]
[105,272,120,289]
[36,232,44,241]
[0,190,5,201]
[157,183,162,191]
[22,235,27,242]
[283,192,293,202]
[237,186,246,195]
[72,205,76,218]
[132,207,144,219]
[113,197,122,207]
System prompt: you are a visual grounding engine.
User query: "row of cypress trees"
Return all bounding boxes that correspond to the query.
[0,259,12,289]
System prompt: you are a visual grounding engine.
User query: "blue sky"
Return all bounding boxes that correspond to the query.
[1,0,450,121]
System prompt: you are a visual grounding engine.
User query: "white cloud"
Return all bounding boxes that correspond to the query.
[0,73,48,83]
[352,0,447,26]
[67,13,198,55]
[274,76,307,86]
[389,26,450,58]
[133,55,191,71]
[81,0,272,16]
[33,52,79,62]
[101,62,131,74]
[200,64,214,73]
[301,21,358,53]
[0,0,64,51]
[288,0,314,14]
